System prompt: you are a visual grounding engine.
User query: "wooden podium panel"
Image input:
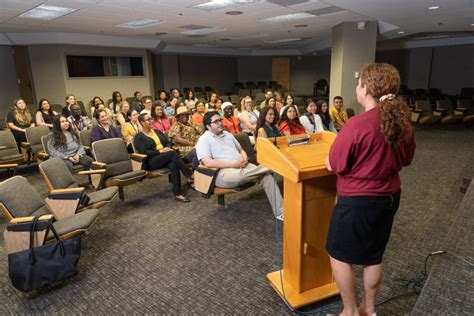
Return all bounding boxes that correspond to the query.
[257,132,339,308]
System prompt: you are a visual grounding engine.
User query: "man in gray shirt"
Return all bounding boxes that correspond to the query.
[196,111,283,220]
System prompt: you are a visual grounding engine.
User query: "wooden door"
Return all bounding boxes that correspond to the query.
[12,46,35,104]
[272,57,290,92]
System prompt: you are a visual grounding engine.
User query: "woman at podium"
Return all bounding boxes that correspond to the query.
[325,63,416,316]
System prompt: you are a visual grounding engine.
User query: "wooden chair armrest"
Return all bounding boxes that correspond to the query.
[20,142,31,148]
[0,145,6,149]
[37,151,49,159]
[93,161,107,167]
[456,107,467,111]
[0,163,19,169]
[83,145,91,150]
[50,187,85,194]
[131,153,147,158]
[78,169,106,175]
[10,214,54,224]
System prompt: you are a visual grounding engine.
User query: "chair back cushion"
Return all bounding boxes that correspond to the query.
[0,176,46,218]
[92,138,132,178]
[26,126,50,146]
[40,157,78,190]
[436,100,454,114]
[80,130,92,148]
[0,130,20,158]
[41,134,50,154]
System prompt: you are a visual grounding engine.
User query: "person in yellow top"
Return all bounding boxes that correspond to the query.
[122,109,142,152]
[329,96,348,131]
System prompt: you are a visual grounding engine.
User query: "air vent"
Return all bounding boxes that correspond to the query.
[267,0,310,7]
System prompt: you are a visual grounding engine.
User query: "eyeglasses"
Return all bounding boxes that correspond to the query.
[210,118,222,124]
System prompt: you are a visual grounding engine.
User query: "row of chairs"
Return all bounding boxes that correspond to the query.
[410,99,474,125]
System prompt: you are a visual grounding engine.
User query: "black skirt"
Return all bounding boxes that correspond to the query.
[326,190,401,265]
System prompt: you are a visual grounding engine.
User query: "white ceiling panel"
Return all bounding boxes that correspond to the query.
[0,0,472,54]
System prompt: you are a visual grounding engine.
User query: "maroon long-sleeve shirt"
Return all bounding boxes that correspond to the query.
[329,107,416,196]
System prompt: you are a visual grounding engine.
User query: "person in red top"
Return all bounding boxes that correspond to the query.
[221,102,241,135]
[325,63,415,316]
[278,105,306,136]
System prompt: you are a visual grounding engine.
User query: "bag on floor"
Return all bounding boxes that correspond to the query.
[8,216,82,292]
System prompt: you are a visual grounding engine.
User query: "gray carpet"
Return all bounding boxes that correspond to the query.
[0,125,473,314]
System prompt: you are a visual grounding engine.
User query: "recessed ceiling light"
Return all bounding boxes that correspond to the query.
[117,19,163,28]
[264,38,301,43]
[428,6,440,10]
[312,52,317,55]
[471,23,474,26]
[20,5,77,20]
[294,24,308,28]
[398,31,405,34]
[181,27,226,35]
[260,13,315,23]
[226,11,243,15]
[193,0,259,12]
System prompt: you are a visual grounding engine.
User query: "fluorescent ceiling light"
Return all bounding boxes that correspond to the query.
[428,6,440,10]
[20,5,77,20]
[117,19,163,28]
[398,31,405,34]
[193,0,260,12]
[181,27,226,35]
[260,13,314,23]
[264,38,301,43]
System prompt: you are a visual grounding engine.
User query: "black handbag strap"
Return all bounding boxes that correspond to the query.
[29,216,65,264]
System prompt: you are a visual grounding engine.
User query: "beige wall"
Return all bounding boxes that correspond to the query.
[0,46,21,119]
[28,44,154,108]
[330,22,377,114]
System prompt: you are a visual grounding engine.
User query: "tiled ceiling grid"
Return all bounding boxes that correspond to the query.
[0,0,473,49]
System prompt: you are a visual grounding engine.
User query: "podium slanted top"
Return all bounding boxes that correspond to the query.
[256,132,336,183]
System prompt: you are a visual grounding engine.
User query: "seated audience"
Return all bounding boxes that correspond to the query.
[47,115,93,173]
[36,98,57,129]
[62,94,76,117]
[259,90,274,108]
[68,104,92,134]
[300,99,324,134]
[205,92,218,111]
[108,91,122,115]
[329,96,348,131]
[131,91,143,112]
[168,107,200,169]
[164,97,178,118]
[122,109,141,152]
[152,103,172,133]
[7,98,35,144]
[91,109,122,142]
[134,113,193,203]
[191,101,206,125]
[184,90,198,111]
[156,90,168,106]
[196,111,283,220]
[140,96,153,115]
[279,93,299,116]
[116,101,131,126]
[171,89,183,103]
[275,92,284,111]
[91,96,114,125]
[316,100,337,133]
[221,102,241,135]
[257,106,281,139]
[279,105,306,136]
[266,96,276,109]
[238,96,260,136]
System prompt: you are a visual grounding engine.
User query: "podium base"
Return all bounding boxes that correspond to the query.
[267,270,340,309]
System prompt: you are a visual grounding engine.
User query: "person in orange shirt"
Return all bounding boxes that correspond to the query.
[191,101,206,126]
[221,102,241,135]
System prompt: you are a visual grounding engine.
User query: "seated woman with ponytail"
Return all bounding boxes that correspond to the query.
[278,105,306,136]
[325,63,416,316]
[47,115,93,173]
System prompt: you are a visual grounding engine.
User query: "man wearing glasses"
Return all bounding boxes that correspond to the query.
[196,111,284,220]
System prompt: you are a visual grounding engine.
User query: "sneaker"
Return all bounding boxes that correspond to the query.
[276,214,284,222]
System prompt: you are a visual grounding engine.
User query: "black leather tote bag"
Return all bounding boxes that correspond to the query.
[8,216,82,292]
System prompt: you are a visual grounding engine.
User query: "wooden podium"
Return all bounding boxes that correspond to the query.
[256,132,339,308]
